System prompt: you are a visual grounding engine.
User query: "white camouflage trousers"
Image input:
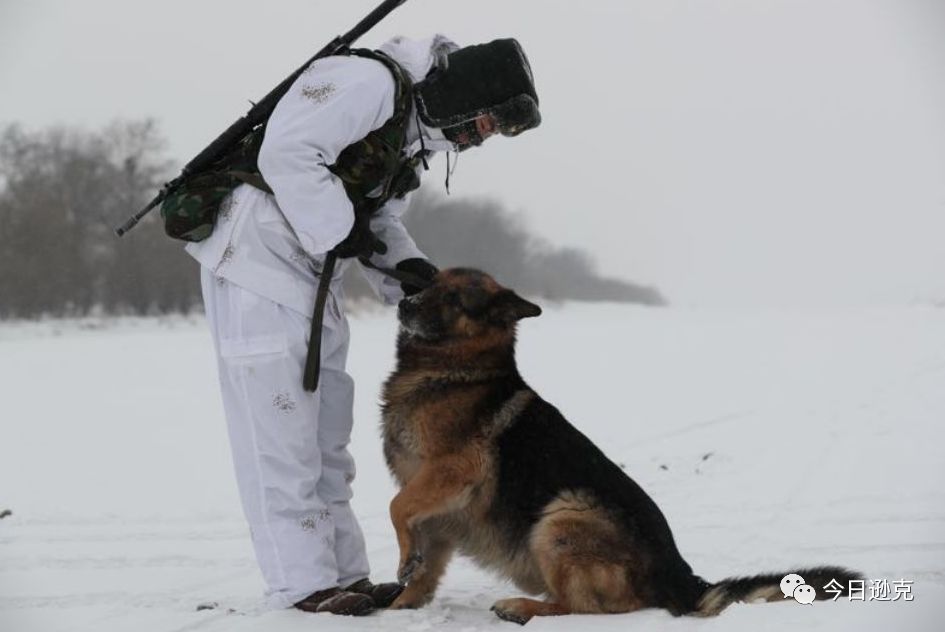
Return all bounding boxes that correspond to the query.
[200,268,369,608]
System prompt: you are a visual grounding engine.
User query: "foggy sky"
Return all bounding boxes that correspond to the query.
[2,0,944,307]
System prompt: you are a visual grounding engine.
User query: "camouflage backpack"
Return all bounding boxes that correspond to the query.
[160,49,422,242]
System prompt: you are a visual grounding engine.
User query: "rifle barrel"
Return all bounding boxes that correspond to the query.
[181,35,346,176]
[345,0,407,43]
[114,190,166,236]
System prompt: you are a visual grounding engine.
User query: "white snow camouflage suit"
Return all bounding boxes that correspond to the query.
[186,35,458,609]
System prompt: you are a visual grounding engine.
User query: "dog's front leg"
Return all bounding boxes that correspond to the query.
[389,449,482,587]
[389,530,455,609]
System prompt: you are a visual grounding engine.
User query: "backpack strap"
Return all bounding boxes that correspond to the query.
[328,48,416,212]
[230,170,273,194]
[295,50,419,394]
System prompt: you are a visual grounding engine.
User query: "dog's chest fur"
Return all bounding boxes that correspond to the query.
[381,368,548,594]
[381,369,494,485]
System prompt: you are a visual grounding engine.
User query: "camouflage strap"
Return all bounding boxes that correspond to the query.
[329,48,417,213]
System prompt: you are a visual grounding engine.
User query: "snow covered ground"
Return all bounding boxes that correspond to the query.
[1,304,943,631]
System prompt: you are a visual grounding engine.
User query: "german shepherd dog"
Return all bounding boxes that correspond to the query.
[381,268,860,623]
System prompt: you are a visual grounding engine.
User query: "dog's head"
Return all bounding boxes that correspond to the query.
[397,268,541,343]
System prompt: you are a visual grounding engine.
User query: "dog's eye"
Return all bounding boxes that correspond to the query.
[459,288,490,313]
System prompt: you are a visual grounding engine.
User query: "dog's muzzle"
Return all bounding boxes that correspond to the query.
[398,294,421,322]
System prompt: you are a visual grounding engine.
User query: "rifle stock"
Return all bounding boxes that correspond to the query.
[115,0,408,237]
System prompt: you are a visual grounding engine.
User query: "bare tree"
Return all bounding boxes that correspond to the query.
[0,121,199,319]
[0,121,663,320]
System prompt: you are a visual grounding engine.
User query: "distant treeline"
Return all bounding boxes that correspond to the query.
[0,121,664,319]
[397,193,664,305]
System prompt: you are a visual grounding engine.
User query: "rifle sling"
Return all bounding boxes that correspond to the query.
[303,252,337,392]
[231,171,274,194]
[298,44,429,392]
[302,253,433,392]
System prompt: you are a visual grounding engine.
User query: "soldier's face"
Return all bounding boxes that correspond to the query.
[448,114,497,149]
[475,114,497,141]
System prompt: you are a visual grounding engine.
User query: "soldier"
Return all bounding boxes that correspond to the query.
[186,35,540,615]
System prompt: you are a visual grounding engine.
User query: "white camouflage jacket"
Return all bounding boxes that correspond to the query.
[186,35,457,316]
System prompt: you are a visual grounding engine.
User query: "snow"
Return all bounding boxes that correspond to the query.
[1,305,943,631]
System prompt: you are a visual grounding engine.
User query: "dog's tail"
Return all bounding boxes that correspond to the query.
[693,565,863,616]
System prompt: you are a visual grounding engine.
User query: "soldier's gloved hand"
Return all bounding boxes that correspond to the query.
[395,258,438,296]
[332,215,387,259]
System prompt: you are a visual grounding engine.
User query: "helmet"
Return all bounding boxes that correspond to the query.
[414,38,541,150]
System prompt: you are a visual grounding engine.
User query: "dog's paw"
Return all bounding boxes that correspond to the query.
[388,586,435,610]
[397,552,424,585]
[388,594,420,610]
[491,602,530,626]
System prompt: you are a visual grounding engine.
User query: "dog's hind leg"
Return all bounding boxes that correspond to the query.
[492,492,645,624]
[389,532,455,609]
[389,449,483,585]
[491,598,569,625]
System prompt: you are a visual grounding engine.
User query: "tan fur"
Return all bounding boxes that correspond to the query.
[391,533,455,608]
[383,369,502,486]
[382,369,449,403]
[489,389,535,436]
[389,447,485,563]
[385,269,862,623]
[439,269,502,292]
[696,584,782,616]
[492,598,570,623]
[384,269,645,620]
[529,492,645,615]
[383,370,549,608]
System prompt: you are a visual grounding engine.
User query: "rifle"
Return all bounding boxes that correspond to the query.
[114,0,409,237]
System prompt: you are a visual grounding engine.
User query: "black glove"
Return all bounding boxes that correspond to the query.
[395,258,439,296]
[332,214,388,259]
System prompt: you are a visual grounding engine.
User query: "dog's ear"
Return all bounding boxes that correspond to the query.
[489,290,542,323]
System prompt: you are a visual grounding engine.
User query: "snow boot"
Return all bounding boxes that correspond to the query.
[293,587,375,616]
[344,578,405,608]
